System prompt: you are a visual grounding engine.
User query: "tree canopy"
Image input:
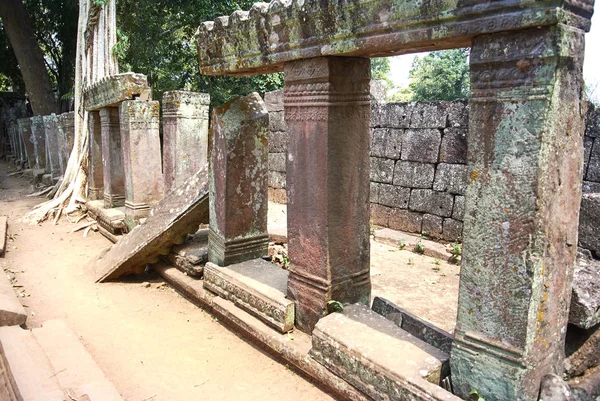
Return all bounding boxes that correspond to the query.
[408,48,470,101]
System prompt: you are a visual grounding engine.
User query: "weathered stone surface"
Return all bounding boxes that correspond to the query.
[29,116,47,171]
[100,107,125,208]
[167,229,209,277]
[264,90,283,112]
[393,161,435,189]
[442,219,463,242]
[269,111,287,132]
[452,195,466,222]
[162,91,210,192]
[42,115,62,178]
[311,304,455,401]
[451,26,586,401]
[583,181,600,194]
[587,139,600,182]
[565,323,600,379]
[371,128,402,159]
[539,375,578,401]
[268,131,288,153]
[583,136,594,177]
[371,103,411,129]
[370,80,387,103]
[388,208,422,234]
[372,297,454,354]
[587,103,599,138]
[268,152,286,173]
[409,102,447,129]
[285,57,371,333]
[209,93,269,267]
[378,184,410,209]
[58,112,75,170]
[409,189,454,218]
[370,157,394,184]
[422,214,443,238]
[401,129,441,163]
[268,170,286,189]
[85,200,126,237]
[268,188,287,204]
[95,167,210,282]
[569,250,600,329]
[440,128,468,164]
[195,0,591,76]
[204,259,295,333]
[87,111,104,201]
[370,204,391,227]
[0,259,26,327]
[17,118,34,168]
[433,163,468,195]
[84,73,151,111]
[579,194,600,256]
[120,100,165,227]
[370,182,381,204]
[446,100,468,128]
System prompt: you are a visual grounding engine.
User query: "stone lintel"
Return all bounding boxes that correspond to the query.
[162,91,210,119]
[311,304,454,401]
[83,73,151,111]
[203,259,295,333]
[195,0,593,76]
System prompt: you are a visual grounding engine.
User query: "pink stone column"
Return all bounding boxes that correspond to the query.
[162,91,210,192]
[284,57,372,333]
[119,100,164,227]
[100,107,125,208]
[88,111,104,200]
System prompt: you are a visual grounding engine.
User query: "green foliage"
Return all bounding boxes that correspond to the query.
[116,0,284,106]
[409,49,470,101]
[0,22,25,92]
[326,300,344,314]
[397,240,406,250]
[469,390,486,401]
[388,86,414,103]
[414,239,425,255]
[449,242,462,265]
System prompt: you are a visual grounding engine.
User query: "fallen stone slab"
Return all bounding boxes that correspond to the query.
[166,229,208,277]
[565,324,600,379]
[204,259,295,333]
[0,216,6,257]
[0,263,26,327]
[569,249,600,329]
[311,303,453,401]
[570,365,600,400]
[94,167,209,282]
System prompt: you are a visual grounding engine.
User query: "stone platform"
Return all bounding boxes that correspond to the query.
[204,259,294,333]
[311,304,451,401]
[86,200,127,240]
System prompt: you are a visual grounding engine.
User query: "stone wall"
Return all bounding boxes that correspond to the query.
[0,93,28,155]
[265,90,600,245]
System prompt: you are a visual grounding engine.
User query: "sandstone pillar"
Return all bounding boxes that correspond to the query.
[43,114,62,178]
[162,91,210,192]
[17,118,34,169]
[284,57,371,333]
[100,107,125,208]
[208,93,269,266]
[119,100,164,227]
[29,116,47,170]
[451,25,586,401]
[88,111,104,200]
[58,112,75,171]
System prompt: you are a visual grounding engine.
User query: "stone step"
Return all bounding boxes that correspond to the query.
[204,259,295,333]
[311,303,452,401]
[0,320,124,401]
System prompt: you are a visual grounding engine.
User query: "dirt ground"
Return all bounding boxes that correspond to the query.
[0,160,460,400]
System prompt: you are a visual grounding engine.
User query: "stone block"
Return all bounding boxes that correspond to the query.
[401,129,441,163]
[370,204,392,227]
[446,100,468,128]
[440,128,468,164]
[84,73,151,111]
[569,249,600,329]
[167,229,209,277]
[310,304,450,401]
[422,214,443,238]
[371,103,411,128]
[565,322,600,379]
[269,152,286,173]
[264,90,284,112]
[393,161,435,189]
[409,102,447,128]
[269,111,287,132]
[378,184,410,209]
[579,194,600,256]
[442,219,463,242]
[584,136,594,177]
[583,181,600,194]
[268,188,287,204]
[433,163,468,195]
[268,131,288,153]
[370,80,387,103]
[388,209,422,233]
[29,116,47,170]
[409,189,454,217]
[370,128,402,159]
[586,139,600,182]
[43,115,62,178]
[586,103,599,138]
[453,195,466,221]
[204,259,295,333]
[370,157,394,184]
[370,182,381,204]
[0,260,27,326]
[268,171,286,189]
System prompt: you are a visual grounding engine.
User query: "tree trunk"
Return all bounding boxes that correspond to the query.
[0,0,60,115]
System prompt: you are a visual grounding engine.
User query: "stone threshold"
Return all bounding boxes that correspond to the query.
[85,200,127,242]
[373,228,453,261]
[155,263,461,401]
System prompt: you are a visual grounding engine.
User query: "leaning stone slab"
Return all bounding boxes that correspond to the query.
[569,249,600,329]
[311,304,452,401]
[83,73,151,112]
[204,259,295,333]
[95,167,210,282]
[0,260,26,327]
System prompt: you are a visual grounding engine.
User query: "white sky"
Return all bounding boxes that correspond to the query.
[389,11,600,100]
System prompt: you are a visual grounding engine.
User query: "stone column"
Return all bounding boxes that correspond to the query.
[58,112,75,171]
[284,57,372,333]
[17,118,35,169]
[30,116,47,170]
[208,93,269,266]
[162,91,210,192]
[43,114,62,178]
[88,111,104,201]
[100,107,125,208]
[450,25,586,401]
[119,100,164,227]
